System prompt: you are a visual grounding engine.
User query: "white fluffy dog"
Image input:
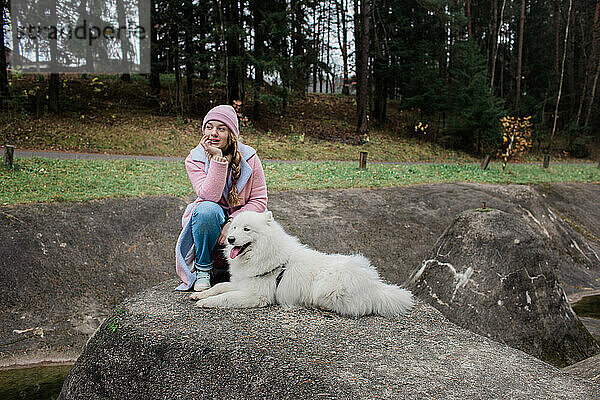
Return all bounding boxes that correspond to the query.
[190,211,414,317]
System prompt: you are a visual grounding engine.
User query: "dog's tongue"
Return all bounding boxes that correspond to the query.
[230,246,242,259]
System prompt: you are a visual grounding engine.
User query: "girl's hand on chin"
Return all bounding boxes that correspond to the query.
[200,135,223,158]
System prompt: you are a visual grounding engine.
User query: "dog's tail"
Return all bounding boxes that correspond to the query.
[372,283,414,317]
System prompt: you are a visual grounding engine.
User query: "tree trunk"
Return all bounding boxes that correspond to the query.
[373,59,387,123]
[438,4,449,84]
[585,0,600,127]
[10,0,19,74]
[554,0,561,76]
[225,0,241,103]
[354,0,369,139]
[575,79,587,128]
[500,43,505,98]
[566,3,576,119]
[371,2,386,123]
[0,0,8,98]
[575,0,595,127]
[466,0,472,38]
[175,54,183,114]
[336,0,350,95]
[252,0,264,120]
[149,0,161,95]
[196,1,211,80]
[312,5,319,93]
[184,0,195,97]
[325,5,332,94]
[77,0,93,70]
[489,0,498,86]
[48,76,60,114]
[490,0,506,94]
[515,0,526,114]
[138,0,150,75]
[35,40,40,74]
[48,0,59,114]
[116,0,131,81]
[575,5,589,129]
[547,0,574,160]
[291,0,307,93]
[168,11,183,113]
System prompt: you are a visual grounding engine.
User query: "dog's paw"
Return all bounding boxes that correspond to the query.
[195,297,223,308]
[189,291,210,301]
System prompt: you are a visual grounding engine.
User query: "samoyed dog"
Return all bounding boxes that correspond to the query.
[190,210,414,317]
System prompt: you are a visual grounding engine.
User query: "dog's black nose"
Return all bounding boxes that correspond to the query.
[227,236,235,244]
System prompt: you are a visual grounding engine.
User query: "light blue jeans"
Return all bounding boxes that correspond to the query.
[190,201,226,273]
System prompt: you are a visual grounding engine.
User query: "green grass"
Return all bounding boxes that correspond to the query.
[1,158,599,205]
[264,161,600,189]
[0,158,192,204]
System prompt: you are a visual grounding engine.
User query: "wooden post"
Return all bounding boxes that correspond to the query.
[359,151,367,169]
[3,145,14,168]
[543,154,550,169]
[480,155,491,170]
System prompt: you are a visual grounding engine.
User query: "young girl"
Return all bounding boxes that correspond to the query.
[175,104,268,291]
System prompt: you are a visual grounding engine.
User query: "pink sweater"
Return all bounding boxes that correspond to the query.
[184,143,268,219]
[175,142,267,290]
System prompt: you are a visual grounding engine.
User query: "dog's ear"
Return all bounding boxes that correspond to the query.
[265,210,274,225]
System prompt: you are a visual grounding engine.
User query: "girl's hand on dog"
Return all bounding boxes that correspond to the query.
[217,221,230,245]
[200,134,223,158]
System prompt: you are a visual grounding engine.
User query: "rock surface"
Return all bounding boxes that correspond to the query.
[408,208,600,367]
[59,280,600,400]
[564,353,600,384]
[0,197,184,366]
[2,183,600,368]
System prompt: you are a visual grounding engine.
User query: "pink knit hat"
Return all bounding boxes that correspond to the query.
[202,105,240,138]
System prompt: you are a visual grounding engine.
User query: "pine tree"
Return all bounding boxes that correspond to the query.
[446,40,504,154]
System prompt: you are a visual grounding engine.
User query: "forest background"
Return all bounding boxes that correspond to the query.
[0,0,599,163]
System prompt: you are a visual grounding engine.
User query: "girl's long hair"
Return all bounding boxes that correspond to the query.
[223,130,242,206]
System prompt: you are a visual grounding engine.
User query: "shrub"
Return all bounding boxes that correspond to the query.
[570,137,591,159]
[499,116,533,169]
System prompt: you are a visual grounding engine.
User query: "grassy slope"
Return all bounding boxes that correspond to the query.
[1,75,598,206]
[3,74,594,163]
[1,109,475,162]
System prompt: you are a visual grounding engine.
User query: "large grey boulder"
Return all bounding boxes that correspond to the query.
[409,208,599,367]
[3,183,600,369]
[59,280,600,399]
